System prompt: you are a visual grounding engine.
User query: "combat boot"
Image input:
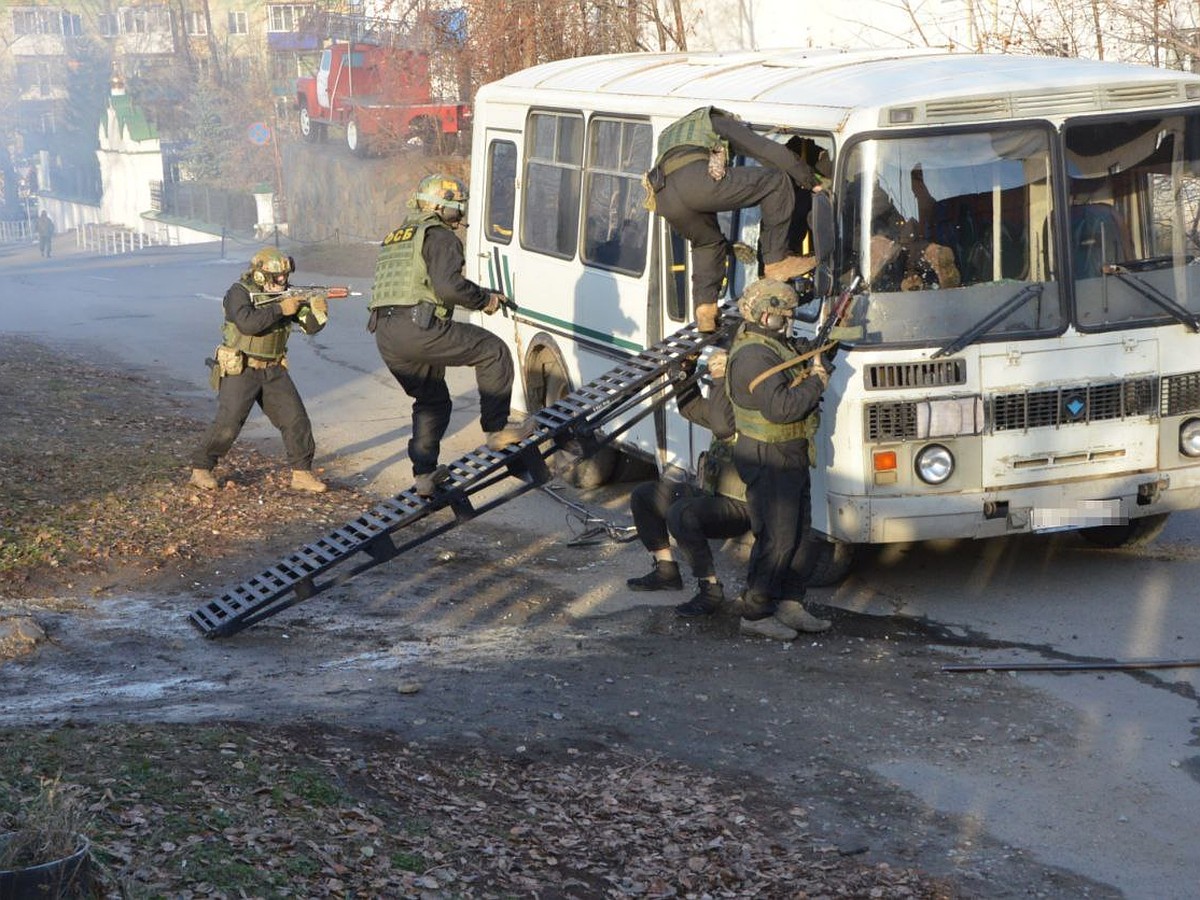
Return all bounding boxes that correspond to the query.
[627,560,683,591]
[739,615,798,641]
[290,470,328,493]
[694,302,720,333]
[190,468,218,490]
[486,417,536,451]
[732,588,776,621]
[775,599,832,633]
[730,241,757,264]
[763,255,816,282]
[674,580,724,617]
[413,465,450,498]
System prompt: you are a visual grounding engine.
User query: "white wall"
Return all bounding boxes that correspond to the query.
[97,98,161,229]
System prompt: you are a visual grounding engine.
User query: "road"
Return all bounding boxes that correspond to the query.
[4,237,1200,898]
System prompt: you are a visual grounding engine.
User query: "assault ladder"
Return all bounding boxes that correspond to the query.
[188,323,728,638]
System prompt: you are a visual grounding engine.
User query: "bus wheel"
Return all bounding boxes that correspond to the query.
[1078,512,1170,549]
[526,346,618,489]
[799,537,856,587]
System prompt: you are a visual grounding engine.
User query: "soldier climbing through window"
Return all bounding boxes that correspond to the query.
[644,106,820,333]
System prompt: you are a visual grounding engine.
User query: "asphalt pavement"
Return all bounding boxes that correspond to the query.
[6,235,1200,898]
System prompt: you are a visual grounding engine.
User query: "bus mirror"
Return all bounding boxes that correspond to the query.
[809,190,835,266]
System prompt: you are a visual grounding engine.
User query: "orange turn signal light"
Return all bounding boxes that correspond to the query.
[873,450,898,472]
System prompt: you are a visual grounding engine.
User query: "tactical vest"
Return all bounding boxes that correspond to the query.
[369,212,445,315]
[221,280,290,360]
[728,327,820,448]
[655,107,729,166]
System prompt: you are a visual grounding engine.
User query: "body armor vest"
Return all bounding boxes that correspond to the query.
[728,327,819,447]
[369,212,444,314]
[655,107,729,166]
[222,281,290,360]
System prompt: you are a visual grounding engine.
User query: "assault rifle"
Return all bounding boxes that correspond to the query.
[251,284,362,325]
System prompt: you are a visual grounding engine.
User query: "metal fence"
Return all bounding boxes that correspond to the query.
[0,220,31,244]
[150,181,257,233]
[77,223,163,256]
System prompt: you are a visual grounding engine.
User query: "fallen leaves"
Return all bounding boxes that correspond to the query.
[0,336,372,599]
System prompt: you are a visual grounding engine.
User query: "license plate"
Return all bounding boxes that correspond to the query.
[1031,498,1123,533]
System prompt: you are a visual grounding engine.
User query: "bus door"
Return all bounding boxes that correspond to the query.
[477,129,520,288]
[655,221,701,475]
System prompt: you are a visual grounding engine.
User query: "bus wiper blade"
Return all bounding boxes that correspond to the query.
[1101,264,1200,332]
[932,283,1044,359]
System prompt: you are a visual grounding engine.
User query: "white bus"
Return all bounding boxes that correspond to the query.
[465,47,1200,579]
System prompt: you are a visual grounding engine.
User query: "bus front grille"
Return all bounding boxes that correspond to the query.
[1161,371,1200,417]
[865,401,920,441]
[864,359,967,390]
[990,377,1159,432]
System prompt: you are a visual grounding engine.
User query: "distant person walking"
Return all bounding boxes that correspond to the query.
[36,210,55,258]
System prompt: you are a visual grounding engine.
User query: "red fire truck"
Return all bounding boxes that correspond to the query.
[295,42,470,156]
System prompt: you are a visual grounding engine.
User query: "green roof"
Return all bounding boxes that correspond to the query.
[107,94,158,142]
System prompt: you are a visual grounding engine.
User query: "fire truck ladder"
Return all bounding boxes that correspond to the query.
[188,323,728,639]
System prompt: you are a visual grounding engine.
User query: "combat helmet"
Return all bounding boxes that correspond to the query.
[414,173,468,213]
[737,278,799,323]
[249,246,294,287]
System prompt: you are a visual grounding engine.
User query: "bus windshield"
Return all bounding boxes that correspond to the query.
[1067,112,1200,332]
[839,127,1061,348]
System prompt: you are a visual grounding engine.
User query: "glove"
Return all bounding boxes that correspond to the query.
[483,292,506,315]
[706,349,728,379]
[309,295,329,319]
[277,294,301,316]
[810,355,831,389]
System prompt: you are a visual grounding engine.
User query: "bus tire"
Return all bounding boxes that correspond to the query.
[1078,512,1170,549]
[799,536,856,587]
[525,343,619,489]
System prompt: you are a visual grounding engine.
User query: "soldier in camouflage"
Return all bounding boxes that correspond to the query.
[725,279,833,640]
[190,247,329,493]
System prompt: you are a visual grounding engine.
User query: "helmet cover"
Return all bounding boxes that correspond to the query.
[737,278,799,321]
[414,174,468,212]
[251,247,293,275]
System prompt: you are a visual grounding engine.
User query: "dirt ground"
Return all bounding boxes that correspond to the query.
[0,263,1120,897]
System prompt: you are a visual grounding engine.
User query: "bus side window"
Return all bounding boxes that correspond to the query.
[485,139,517,245]
[582,117,652,275]
[521,111,583,259]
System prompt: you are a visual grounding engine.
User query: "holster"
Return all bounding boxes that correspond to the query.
[411,302,436,329]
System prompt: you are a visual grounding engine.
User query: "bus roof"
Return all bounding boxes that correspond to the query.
[476,48,1200,131]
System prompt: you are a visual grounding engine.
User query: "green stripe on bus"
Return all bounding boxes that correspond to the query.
[519,307,642,353]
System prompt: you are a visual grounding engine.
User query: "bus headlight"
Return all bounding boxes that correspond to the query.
[915,444,954,485]
[1180,418,1200,457]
